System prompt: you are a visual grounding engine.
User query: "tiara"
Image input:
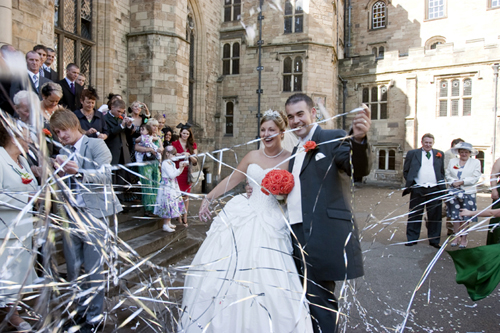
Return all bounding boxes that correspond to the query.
[263,109,280,118]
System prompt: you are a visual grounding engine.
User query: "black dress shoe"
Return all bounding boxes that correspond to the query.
[405,242,417,246]
[429,243,442,249]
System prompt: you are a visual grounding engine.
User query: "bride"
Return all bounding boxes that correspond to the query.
[179,110,313,332]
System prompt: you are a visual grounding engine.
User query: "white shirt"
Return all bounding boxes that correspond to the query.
[288,123,318,225]
[43,64,51,72]
[65,77,76,87]
[415,149,438,187]
[71,136,85,207]
[27,70,39,89]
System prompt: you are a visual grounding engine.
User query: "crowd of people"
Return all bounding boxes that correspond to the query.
[0,43,201,332]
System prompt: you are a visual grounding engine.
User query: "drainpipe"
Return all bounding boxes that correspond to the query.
[493,63,499,162]
[339,75,347,130]
[0,0,12,45]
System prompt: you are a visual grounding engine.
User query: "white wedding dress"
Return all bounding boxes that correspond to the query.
[179,164,313,333]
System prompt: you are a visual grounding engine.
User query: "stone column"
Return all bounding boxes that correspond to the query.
[0,0,12,45]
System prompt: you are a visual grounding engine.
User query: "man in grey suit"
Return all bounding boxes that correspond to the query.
[403,133,446,248]
[9,51,51,100]
[50,109,122,332]
[44,47,59,81]
[285,93,371,333]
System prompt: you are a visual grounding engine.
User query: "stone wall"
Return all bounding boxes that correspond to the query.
[340,41,500,183]
[11,0,54,52]
[349,0,500,57]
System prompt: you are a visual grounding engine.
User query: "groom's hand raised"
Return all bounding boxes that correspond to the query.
[352,104,371,143]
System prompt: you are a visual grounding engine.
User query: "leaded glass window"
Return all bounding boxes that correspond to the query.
[428,0,445,19]
[372,1,386,29]
[437,78,472,117]
[284,0,303,34]
[283,56,303,92]
[54,0,94,83]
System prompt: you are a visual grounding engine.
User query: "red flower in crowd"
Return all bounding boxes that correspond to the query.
[453,165,459,169]
[303,141,317,153]
[42,128,52,138]
[436,152,442,158]
[118,116,124,120]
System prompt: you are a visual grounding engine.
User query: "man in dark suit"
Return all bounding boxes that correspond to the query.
[9,51,51,101]
[43,47,58,81]
[285,93,371,333]
[58,63,83,111]
[104,98,133,201]
[403,133,446,248]
[33,44,53,82]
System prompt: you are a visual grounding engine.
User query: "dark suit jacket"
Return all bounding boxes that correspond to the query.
[58,79,82,111]
[289,126,370,281]
[43,67,58,81]
[74,109,110,138]
[9,74,51,101]
[104,113,132,165]
[0,79,15,115]
[402,148,446,196]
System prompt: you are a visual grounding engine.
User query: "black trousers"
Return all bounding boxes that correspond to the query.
[407,186,443,244]
[292,223,338,333]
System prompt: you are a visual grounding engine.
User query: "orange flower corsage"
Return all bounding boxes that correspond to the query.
[303,141,317,153]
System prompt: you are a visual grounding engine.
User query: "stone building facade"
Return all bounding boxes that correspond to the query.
[340,0,500,184]
[2,0,500,188]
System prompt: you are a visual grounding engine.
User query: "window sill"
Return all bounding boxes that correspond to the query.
[224,134,234,137]
[376,169,397,174]
[423,16,447,22]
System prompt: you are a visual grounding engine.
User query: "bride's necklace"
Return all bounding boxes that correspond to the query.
[263,148,284,159]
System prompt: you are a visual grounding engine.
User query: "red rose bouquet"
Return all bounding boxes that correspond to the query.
[261,169,294,204]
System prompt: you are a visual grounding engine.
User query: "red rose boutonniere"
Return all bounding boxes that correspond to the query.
[118,116,124,120]
[453,165,460,169]
[11,166,33,185]
[42,128,52,138]
[436,152,442,158]
[303,141,318,153]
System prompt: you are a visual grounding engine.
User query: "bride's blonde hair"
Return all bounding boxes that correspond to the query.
[260,109,288,132]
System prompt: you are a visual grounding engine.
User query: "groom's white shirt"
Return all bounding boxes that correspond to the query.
[288,123,318,225]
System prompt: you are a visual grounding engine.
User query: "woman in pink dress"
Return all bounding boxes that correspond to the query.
[171,123,198,226]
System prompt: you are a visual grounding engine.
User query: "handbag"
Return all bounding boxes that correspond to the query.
[188,158,204,184]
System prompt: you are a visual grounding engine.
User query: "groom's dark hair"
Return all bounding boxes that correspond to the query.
[285,93,314,110]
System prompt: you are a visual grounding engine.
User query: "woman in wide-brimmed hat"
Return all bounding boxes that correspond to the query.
[445,142,482,248]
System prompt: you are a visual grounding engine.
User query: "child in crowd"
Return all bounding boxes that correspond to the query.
[154,146,188,232]
[135,124,161,162]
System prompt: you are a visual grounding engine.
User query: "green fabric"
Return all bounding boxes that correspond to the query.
[139,160,160,213]
[426,151,431,159]
[486,200,500,245]
[448,243,500,301]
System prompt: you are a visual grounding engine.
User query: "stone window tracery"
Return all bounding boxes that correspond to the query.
[54,0,94,83]
[372,1,386,29]
[284,0,304,34]
[222,42,240,75]
[362,85,388,120]
[437,78,472,117]
[283,56,303,92]
[224,0,241,22]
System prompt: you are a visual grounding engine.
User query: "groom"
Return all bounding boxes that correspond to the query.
[285,93,371,333]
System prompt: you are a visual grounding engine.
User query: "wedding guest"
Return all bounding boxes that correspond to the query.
[74,86,108,140]
[136,118,162,216]
[403,133,446,248]
[128,101,151,159]
[487,158,500,244]
[76,73,86,87]
[154,114,166,142]
[57,63,82,111]
[50,109,122,332]
[443,138,465,236]
[104,98,133,202]
[10,51,51,100]
[162,125,174,148]
[97,93,121,114]
[43,47,58,81]
[445,142,482,248]
[172,123,198,225]
[40,82,64,157]
[0,121,38,331]
[154,146,188,232]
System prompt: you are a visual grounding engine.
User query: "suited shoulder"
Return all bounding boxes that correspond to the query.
[317,127,347,140]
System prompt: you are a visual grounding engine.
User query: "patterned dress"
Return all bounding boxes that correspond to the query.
[154,160,186,218]
[139,138,161,213]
